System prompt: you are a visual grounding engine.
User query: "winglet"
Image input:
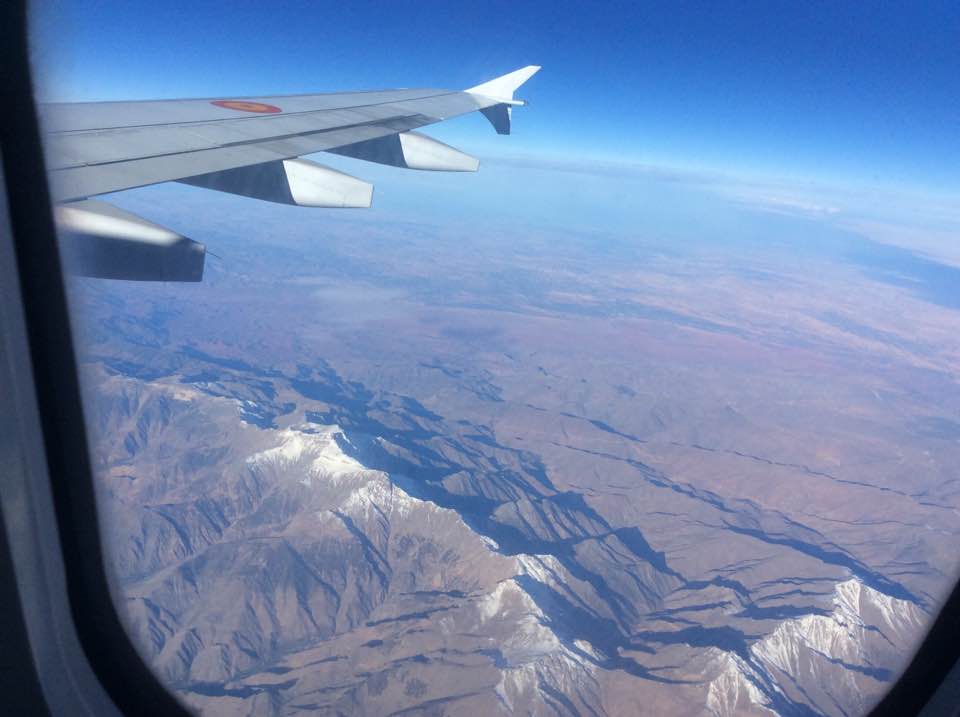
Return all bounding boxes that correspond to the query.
[466,65,541,104]
[467,66,540,135]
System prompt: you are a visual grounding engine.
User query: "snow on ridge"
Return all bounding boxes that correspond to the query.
[754,578,923,677]
[483,561,586,657]
[706,651,779,717]
[516,553,566,584]
[340,474,422,519]
[481,579,600,716]
[245,424,367,483]
[835,578,925,642]
[244,424,470,532]
[495,648,599,716]
[244,422,598,715]
[478,578,558,655]
[706,577,924,717]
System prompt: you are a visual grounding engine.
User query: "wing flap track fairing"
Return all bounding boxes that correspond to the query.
[326,131,478,171]
[179,159,372,208]
[55,201,205,282]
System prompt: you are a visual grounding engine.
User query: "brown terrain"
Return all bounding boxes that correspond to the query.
[68,172,960,716]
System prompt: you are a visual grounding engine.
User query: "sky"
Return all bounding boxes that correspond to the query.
[30,0,960,196]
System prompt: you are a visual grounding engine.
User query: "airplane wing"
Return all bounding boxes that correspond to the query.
[41,65,540,281]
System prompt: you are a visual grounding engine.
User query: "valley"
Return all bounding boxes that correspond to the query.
[69,179,960,715]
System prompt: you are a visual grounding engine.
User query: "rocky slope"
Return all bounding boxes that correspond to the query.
[84,349,931,716]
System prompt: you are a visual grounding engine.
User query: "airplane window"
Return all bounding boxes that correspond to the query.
[27,2,960,715]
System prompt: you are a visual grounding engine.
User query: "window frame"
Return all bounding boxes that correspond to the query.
[0,2,190,714]
[0,1,957,714]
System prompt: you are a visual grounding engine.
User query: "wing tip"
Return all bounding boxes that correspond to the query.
[466,65,541,102]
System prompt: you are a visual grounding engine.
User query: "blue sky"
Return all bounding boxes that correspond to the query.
[31,0,960,194]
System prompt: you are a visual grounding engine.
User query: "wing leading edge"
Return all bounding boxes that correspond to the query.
[43,65,540,281]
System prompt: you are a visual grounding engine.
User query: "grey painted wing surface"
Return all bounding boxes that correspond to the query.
[41,66,540,202]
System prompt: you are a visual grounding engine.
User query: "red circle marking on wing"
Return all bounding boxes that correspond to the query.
[211,100,282,113]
